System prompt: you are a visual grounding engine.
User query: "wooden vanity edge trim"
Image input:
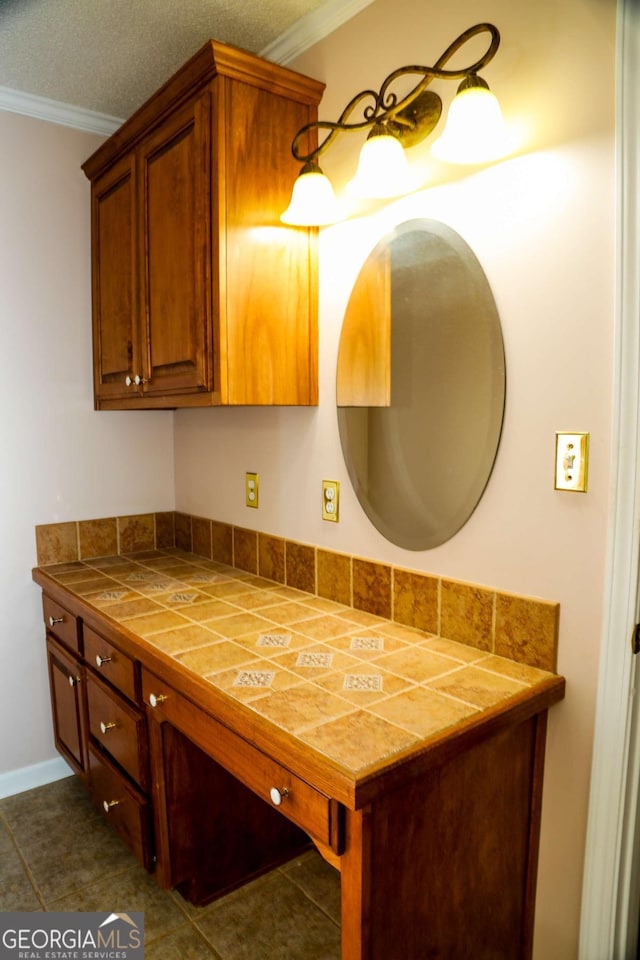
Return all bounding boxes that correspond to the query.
[81,40,325,182]
[32,568,565,812]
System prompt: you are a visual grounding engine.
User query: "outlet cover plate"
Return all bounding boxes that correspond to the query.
[246,472,259,508]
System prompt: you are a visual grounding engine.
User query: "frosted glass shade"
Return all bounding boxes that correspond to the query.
[280,164,343,226]
[347,127,416,199]
[431,84,511,164]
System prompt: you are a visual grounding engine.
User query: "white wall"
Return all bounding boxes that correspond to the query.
[0,110,175,783]
[173,0,617,956]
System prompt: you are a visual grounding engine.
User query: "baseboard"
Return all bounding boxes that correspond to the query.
[0,756,73,800]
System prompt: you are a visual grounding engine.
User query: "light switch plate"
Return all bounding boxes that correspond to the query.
[554,433,589,492]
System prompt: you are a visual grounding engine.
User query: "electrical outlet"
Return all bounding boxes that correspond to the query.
[246,472,259,508]
[322,480,340,521]
[554,433,589,492]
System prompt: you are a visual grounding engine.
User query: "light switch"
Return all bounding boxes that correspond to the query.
[554,433,589,492]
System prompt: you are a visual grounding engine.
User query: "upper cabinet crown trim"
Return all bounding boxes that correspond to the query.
[82,40,324,181]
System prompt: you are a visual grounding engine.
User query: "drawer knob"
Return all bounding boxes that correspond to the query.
[68,675,80,688]
[99,721,117,735]
[48,615,64,626]
[103,799,121,813]
[149,693,167,708]
[270,787,289,807]
[95,654,112,668]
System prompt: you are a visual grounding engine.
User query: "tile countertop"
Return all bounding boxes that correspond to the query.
[33,548,565,796]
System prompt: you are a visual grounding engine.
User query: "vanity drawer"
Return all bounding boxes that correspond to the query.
[89,745,153,871]
[142,670,337,850]
[87,673,149,792]
[84,626,137,702]
[43,595,80,654]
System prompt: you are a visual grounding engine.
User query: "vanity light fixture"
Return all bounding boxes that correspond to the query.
[281,22,509,226]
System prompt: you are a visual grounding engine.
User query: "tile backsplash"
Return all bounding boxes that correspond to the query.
[35,511,559,672]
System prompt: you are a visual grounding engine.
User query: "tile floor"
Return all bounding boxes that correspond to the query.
[0,776,342,959]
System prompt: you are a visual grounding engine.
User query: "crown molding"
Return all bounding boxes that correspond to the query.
[0,86,122,135]
[261,0,375,64]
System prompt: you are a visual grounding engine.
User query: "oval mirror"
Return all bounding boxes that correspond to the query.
[337,218,505,550]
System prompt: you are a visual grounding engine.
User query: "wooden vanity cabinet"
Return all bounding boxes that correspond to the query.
[83,40,324,409]
[83,626,153,868]
[141,668,321,903]
[43,595,88,782]
[46,636,88,783]
[41,599,154,871]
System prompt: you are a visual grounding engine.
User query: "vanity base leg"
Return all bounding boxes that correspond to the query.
[339,714,547,960]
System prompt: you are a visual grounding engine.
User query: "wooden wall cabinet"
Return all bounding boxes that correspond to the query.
[82,41,324,409]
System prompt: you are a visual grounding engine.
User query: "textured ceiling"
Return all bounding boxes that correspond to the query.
[0,0,329,119]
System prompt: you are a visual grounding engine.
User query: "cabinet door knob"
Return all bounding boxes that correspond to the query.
[149,693,167,708]
[95,654,112,668]
[269,786,289,807]
[48,615,64,626]
[68,675,80,688]
[133,375,149,386]
[99,721,117,735]
[125,375,134,387]
[103,799,120,813]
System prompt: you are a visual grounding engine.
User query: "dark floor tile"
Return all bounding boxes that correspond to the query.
[0,835,42,912]
[195,870,341,960]
[0,776,99,847]
[21,815,135,903]
[50,864,187,944]
[280,850,341,924]
[144,923,223,959]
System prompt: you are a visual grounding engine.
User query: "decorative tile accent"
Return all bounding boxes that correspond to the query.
[351,636,384,651]
[257,632,292,648]
[168,592,199,604]
[296,651,334,669]
[233,670,276,688]
[96,590,128,601]
[344,674,383,692]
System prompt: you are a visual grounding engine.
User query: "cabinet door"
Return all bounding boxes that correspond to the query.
[46,635,88,782]
[139,94,212,396]
[91,154,140,401]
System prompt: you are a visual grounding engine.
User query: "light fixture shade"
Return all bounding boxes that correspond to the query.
[280,162,343,226]
[347,124,417,199]
[431,77,511,164]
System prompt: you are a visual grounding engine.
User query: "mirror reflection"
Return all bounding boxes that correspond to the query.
[337,218,506,550]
